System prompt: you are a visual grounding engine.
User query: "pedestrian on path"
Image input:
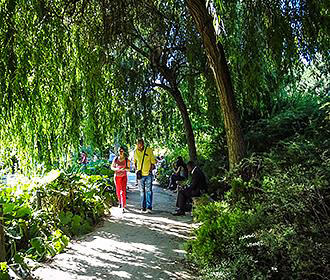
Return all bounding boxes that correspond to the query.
[111,146,130,212]
[134,139,156,213]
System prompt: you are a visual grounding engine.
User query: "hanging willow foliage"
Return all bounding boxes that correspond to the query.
[0,0,177,170]
[0,0,328,171]
[212,0,330,118]
[0,1,119,170]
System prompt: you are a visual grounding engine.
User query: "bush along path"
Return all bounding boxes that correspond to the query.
[0,170,117,279]
[33,177,197,280]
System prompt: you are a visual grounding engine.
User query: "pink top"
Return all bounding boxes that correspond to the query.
[113,157,128,177]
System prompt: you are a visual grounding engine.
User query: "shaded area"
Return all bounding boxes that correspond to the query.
[33,175,197,280]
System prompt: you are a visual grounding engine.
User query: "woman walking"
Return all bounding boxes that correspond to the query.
[111,146,130,212]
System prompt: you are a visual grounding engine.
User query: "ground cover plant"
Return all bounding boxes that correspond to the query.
[0,162,116,278]
[186,99,330,279]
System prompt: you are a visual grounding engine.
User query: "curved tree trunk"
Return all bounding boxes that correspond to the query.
[170,87,197,162]
[128,43,197,162]
[156,69,198,162]
[186,0,245,169]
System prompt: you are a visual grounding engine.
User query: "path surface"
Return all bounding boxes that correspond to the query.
[33,173,197,280]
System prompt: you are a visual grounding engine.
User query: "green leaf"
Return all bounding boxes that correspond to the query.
[71,215,82,235]
[16,206,32,218]
[0,262,7,271]
[72,215,81,227]
[59,211,73,225]
[3,203,15,214]
[31,237,46,256]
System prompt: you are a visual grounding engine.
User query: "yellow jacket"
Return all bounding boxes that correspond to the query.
[134,147,156,176]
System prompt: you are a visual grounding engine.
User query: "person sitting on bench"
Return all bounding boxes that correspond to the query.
[172,161,207,216]
[168,156,188,190]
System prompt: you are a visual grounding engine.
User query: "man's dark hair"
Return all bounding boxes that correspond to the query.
[187,161,195,169]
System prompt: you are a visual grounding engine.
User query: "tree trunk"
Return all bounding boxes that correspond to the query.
[171,87,198,162]
[128,43,198,162]
[186,0,245,169]
[0,205,6,262]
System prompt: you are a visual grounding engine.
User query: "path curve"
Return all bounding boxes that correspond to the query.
[33,174,197,280]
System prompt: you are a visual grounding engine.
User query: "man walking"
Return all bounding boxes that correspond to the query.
[134,139,156,213]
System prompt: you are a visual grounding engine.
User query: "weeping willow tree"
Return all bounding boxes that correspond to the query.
[0,0,328,172]
[94,0,204,161]
[186,0,329,168]
[0,0,204,170]
[0,0,75,169]
[57,0,208,161]
[0,0,125,170]
[213,0,330,118]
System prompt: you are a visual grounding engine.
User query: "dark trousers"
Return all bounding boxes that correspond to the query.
[169,173,185,189]
[176,187,200,211]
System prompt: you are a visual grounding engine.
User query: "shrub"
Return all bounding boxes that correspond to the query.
[156,166,172,188]
[0,166,116,278]
[187,121,330,279]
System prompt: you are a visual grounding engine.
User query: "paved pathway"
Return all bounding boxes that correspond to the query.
[33,173,197,280]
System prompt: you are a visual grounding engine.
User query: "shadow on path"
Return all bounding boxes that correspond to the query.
[33,179,197,280]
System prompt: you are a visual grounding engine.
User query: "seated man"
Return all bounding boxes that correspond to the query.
[172,161,207,216]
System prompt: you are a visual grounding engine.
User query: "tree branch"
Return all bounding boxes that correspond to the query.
[129,43,149,59]
[152,83,172,93]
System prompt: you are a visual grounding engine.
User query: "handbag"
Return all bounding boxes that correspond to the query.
[136,170,142,180]
[136,146,147,180]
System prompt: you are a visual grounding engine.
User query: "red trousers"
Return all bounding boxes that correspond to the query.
[115,176,127,208]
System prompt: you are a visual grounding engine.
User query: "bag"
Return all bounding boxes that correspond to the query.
[136,170,142,180]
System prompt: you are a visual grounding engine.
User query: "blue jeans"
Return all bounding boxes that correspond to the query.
[139,174,153,210]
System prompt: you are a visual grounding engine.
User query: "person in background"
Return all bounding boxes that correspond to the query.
[172,161,207,216]
[111,146,130,213]
[134,139,156,213]
[108,149,116,163]
[80,151,88,165]
[10,155,19,174]
[168,156,188,191]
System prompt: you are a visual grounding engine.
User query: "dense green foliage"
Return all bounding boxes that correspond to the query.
[186,99,330,279]
[213,0,329,119]
[1,0,328,168]
[0,0,329,278]
[0,162,116,277]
